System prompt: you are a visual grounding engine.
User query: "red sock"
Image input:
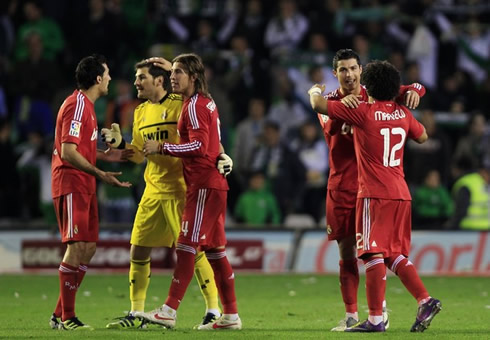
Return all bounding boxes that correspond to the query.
[165,244,196,310]
[339,259,359,313]
[206,249,237,314]
[58,262,79,321]
[363,257,385,316]
[386,255,429,303]
[54,263,88,317]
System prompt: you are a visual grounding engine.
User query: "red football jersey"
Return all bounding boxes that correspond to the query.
[52,90,98,198]
[162,93,228,191]
[327,100,424,200]
[318,84,425,192]
[317,87,369,191]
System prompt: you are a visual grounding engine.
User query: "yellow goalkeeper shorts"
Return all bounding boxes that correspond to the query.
[131,196,184,248]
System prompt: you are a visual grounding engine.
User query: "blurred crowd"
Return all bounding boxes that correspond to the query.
[0,0,489,229]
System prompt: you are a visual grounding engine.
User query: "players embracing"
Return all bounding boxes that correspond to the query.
[310,58,441,333]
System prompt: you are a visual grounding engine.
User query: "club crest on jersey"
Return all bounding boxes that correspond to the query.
[206,101,216,112]
[161,110,167,120]
[69,120,81,137]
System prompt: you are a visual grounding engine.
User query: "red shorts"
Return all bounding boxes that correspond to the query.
[179,188,227,249]
[53,192,99,243]
[355,198,411,258]
[325,189,357,241]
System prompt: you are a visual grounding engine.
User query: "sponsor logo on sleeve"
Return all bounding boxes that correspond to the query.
[69,120,81,137]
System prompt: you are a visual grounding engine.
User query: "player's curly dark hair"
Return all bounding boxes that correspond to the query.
[135,60,171,93]
[172,53,211,99]
[332,49,361,70]
[75,54,107,90]
[361,60,400,101]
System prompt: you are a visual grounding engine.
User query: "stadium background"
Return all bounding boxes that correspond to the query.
[0,0,488,275]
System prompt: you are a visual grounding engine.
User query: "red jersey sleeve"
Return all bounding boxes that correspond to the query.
[407,110,425,140]
[162,101,210,158]
[60,100,84,146]
[395,83,426,104]
[327,100,367,127]
[318,113,345,136]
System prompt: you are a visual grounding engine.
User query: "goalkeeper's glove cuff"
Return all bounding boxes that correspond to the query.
[117,138,126,150]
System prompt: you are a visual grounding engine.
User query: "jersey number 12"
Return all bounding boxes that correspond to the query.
[380,127,406,167]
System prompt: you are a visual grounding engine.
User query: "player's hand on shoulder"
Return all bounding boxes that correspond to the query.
[404,90,420,109]
[217,153,233,177]
[341,94,362,109]
[143,140,161,156]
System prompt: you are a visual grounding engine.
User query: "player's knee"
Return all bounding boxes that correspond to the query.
[83,242,97,261]
[385,253,405,273]
[130,244,152,261]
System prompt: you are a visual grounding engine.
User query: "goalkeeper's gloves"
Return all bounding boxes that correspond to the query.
[101,123,126,149]
[217,153,233,177]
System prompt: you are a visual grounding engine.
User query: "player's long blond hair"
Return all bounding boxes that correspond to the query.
[172,53,212,99]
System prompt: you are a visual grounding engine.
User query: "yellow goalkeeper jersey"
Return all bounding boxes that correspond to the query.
[131,93,186,199]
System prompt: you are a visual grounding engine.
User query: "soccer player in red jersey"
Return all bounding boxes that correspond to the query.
[321,49,426,331]
[50,54,132,330]
[136,53,241,330]
[309,60,441,333]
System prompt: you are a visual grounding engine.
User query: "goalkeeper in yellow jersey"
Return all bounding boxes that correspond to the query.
[103,59,233,329]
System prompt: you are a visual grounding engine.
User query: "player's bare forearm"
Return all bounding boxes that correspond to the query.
[62,143,102,178]
[308,84,328,115]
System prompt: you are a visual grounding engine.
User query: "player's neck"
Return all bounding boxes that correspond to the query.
[340,86,361,97]
[149,89,167,104]
[81,88,99,103]
[182,89,197,101]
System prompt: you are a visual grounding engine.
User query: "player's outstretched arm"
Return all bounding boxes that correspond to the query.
[61,142,132,188]
[308,84,327,115]
[96,148,135,162]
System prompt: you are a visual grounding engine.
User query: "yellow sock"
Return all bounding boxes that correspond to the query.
[129,258,151,312]
[194,251,220,313]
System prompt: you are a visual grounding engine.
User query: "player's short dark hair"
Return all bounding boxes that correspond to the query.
[75,54,107,90]
[332,49,361,70]
[135,59,171,92]
[361,60,400,101]
[172,53,210,98]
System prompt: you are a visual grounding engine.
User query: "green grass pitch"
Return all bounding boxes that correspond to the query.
[0,273,488,339]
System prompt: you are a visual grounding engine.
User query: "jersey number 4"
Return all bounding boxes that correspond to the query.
[380,127,406,167]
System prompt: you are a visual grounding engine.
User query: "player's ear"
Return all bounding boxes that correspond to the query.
[96,75,102,84]
[359,65,363,74]
[155,75,163,87]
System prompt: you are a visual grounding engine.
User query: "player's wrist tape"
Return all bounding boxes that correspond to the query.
[117,138,126,150]
[309,88,322,96]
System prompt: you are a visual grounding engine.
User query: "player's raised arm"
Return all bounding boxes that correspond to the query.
[308,84,327,114]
